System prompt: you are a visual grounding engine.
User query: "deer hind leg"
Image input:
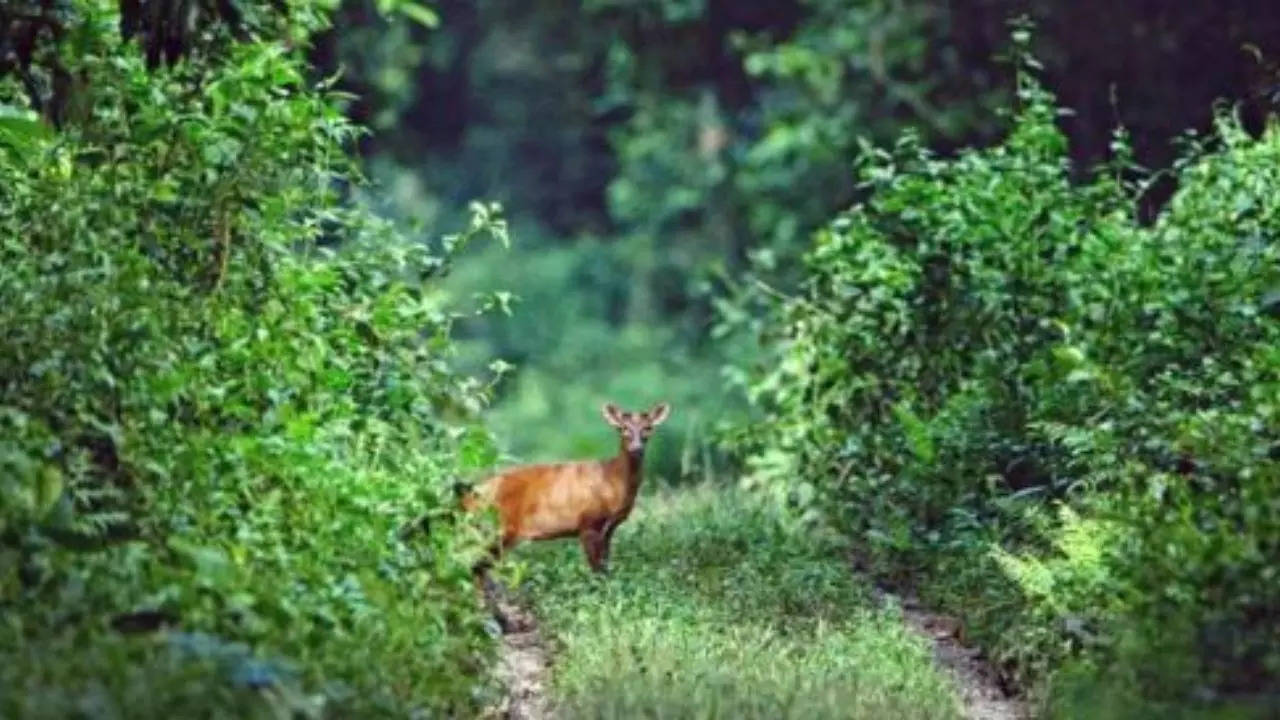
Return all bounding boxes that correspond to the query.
[473,529,518,580]
[475,530,524,630]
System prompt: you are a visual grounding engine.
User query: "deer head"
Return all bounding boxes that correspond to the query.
[601,402,671,456]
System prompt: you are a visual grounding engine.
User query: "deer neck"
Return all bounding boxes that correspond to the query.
[607,441,646,496]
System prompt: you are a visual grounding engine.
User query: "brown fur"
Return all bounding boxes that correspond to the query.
[466,402,670,573]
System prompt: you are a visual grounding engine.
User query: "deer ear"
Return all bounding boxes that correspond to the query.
[601,403,624,427]
[647,402,671,426]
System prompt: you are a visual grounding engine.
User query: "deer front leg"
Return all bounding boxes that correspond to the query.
[578,520,608,574]
[599,519,620,571]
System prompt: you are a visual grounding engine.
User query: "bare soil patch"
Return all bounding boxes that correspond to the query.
[870,583,1032,720]
[480,581,551,720]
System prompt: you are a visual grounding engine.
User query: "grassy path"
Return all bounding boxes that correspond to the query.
[496,484,975,719]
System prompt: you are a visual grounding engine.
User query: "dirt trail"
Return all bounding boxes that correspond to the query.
[871,584,1031,720]
[481,582,551,720]
[483,580,1029,720]
[474,500,1027,720]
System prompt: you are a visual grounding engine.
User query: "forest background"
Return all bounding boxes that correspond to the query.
[315,0,1280,477]
[3,0,1279,717]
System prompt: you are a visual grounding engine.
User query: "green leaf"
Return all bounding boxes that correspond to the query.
[456,425,497,471]
[169,537,234,587]
[398,3,440,28]
[0,105,53,155]
[35,465,64,517]
[892,402,935,465]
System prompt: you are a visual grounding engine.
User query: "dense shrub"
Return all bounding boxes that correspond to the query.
[0,5,507,717]
[729,41,1280,715]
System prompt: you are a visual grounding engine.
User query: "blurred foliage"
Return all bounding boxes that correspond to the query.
[727,27,1280,715]
[1,0,438,124]
[307,0,1280,481]
[0,1,508,716]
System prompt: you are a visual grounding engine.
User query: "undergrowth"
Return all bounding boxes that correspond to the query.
[723,27,1280,718]
[1,4,506,716]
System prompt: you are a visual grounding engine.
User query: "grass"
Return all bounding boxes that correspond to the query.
[503,483,963,719]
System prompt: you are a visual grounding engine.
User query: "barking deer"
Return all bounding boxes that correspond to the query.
[464,402,671,574]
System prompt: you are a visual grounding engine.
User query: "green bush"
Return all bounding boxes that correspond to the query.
[0,5,507,717]
[728,37,1280,715]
